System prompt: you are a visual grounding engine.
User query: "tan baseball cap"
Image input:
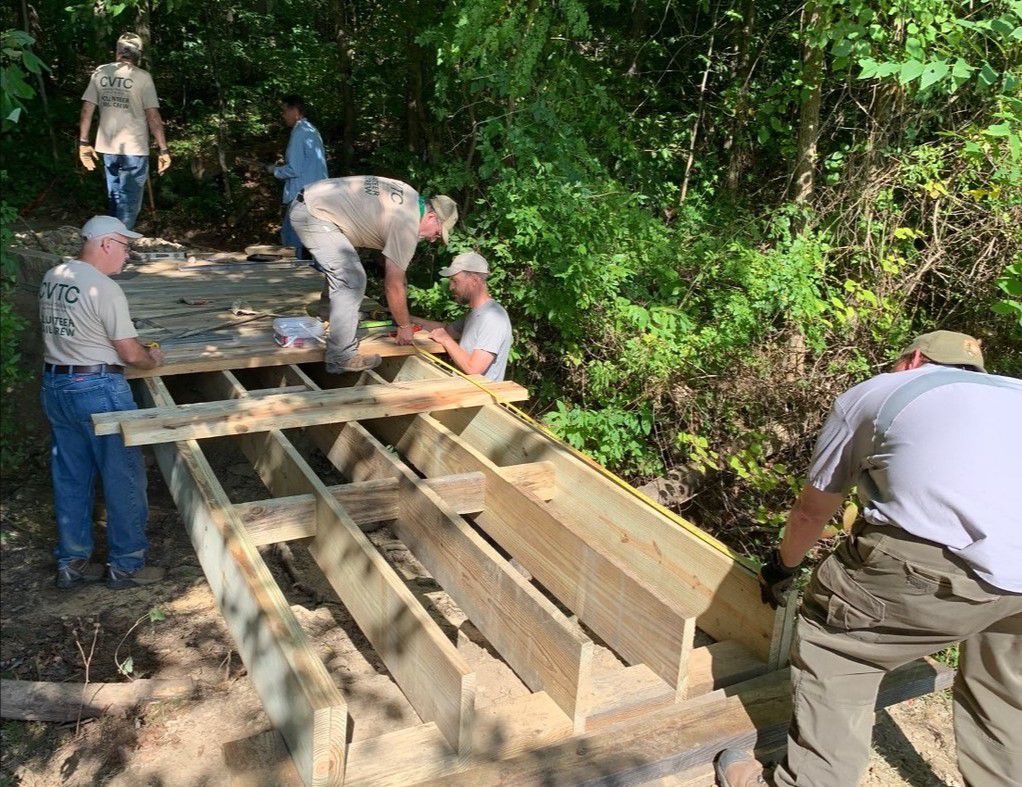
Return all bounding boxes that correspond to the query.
[428,195,458,243]
[117,33,144,55]
[438,252,489,277]
[900,330,986,372]
[81,215,143,240]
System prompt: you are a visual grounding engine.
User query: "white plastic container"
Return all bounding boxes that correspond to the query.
[273,316,325,348]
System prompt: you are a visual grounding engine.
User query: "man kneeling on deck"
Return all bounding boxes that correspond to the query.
[40,216,167,590]
[715,331,1022,787]
[413,252,512,382]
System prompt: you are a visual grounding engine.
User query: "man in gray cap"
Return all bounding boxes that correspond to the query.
[414,251,512,382]
[79,32,171,230]
[289,176,458,372]
[716,330,1022,786]
[39,216,166,590]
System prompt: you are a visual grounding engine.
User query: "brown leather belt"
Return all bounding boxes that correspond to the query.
[44,363,125,375]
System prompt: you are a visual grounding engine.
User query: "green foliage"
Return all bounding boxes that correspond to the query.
[0,30,46,130]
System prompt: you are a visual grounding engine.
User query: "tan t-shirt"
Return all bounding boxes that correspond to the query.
[82,62,160,156]
[39,260,137,366]
[303,176,421,269]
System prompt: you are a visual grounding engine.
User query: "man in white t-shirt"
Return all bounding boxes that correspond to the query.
[717,331,1022,787]
[78,33,171,229]
[40,215,166,590]
[414,252,512,382]
[288,176,457,372]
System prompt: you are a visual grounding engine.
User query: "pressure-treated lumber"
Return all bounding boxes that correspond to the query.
[94,376,528,445]
[381,354,792,666]
[233,473,487,545]
[362,408,696,695]
[183,371,477,755]
[139,377,347,787]
[414,657,955,786]
[244,367,595,731]
[0,678,195,722]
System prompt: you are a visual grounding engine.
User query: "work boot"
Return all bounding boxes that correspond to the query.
[107,565,167,590]
[714,749,768,786]
[55,559,105,590]
[325,354,381,374]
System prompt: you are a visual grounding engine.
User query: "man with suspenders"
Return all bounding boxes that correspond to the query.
[717,330,1022,787]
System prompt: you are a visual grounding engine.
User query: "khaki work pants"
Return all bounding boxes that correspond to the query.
[773,524,1022,787]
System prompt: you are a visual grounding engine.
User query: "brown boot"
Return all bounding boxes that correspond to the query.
[326,353,381,374]
[714,749,768,786]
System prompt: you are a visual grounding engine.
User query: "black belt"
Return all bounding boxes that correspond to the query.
[295,190,305,203]
[44,363,125,375]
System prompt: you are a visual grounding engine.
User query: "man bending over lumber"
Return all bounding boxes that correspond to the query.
[288,176,457,373]
[716,330,1022,787]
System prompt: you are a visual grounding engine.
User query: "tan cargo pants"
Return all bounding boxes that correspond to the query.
[773,524,1022,787]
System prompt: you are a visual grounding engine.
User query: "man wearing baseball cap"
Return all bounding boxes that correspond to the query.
[79,32,171,230]
[413,252,512,382]
[289,175,457,372]
[39,216,166,590]
[716,330,1022,786]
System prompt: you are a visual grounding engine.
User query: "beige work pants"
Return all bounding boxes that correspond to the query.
[773,524,1022,787]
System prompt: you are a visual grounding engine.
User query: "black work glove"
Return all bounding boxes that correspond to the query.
[759,548,801,609]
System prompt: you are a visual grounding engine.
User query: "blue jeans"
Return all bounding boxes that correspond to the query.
[41,371,149,572]
[103,154,149,230]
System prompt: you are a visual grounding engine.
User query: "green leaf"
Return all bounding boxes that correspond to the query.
[978,62,999,87]
[919,61,949,91]
[148,607,166,623]
[951,58,974,80]
[118,655,134,676]
[984,123,1012,137]
[899,60,925,85]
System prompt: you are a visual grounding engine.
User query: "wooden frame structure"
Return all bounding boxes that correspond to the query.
[26,248,946,785]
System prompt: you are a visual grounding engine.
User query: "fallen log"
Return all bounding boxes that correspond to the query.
[0,678,195,722]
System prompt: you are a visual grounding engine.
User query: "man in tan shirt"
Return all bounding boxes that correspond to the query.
[78,33,171,230]
[289,175,457,372]
[40,215,166,590]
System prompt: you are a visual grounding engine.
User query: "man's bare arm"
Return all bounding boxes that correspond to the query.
[778,485,844,567]
[78,101,96,142]
[383,259,415,344]
[113,338,165,370]
[145,108,168,150]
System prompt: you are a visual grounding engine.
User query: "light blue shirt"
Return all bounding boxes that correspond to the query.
[274,118,328,204]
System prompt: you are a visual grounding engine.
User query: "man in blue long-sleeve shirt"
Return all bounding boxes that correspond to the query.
[270,95,328,257]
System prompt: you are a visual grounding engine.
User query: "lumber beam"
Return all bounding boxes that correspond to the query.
[414,657,955,786]
[94,376,529,445]
[139,377,346,787]
[184,371,477,755]
[0,678,195,722]
[360,409,696,695]
[262,369,595,732]
[382,354,792,667]
[233,473,487,545]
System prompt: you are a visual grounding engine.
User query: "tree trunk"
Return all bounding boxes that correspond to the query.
[20,0,58,164]
[627,0,648,77]
[679,6,718,205]
[332,0,356,173]
[790,0,823,204]
[725,0,756,192]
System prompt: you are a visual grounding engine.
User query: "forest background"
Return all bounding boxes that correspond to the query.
[1,0,1019,559]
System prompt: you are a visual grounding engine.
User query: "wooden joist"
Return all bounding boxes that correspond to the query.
[382,354,792,666]
[95,376,528,445]
[139,378,347,787]
[360,408,696,695]
[185,371,477,755]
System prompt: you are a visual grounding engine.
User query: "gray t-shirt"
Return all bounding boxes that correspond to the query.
[449,299,512,382]
[807,365,1022,591]
[39,260,137,366]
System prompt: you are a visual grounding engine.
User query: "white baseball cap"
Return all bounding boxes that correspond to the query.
[81,215,143,240]
[438,252,489,277]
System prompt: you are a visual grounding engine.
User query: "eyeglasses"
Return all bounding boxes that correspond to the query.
[107,237,132,252]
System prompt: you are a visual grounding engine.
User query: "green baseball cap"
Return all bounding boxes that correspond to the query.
[900,330,986,372]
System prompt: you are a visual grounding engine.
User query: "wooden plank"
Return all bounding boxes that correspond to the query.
[96,377,529,445]
[281,372,594,732]
[584,640,767,733]
[0,678,195,722]
[499,461,556,501]
[411,658,955,786]
[185,371,477,755]
[124,335,444,380]
[233,473,488,545]
[139,378,346,787]
[382,355,789,666]
[363,411,696,695]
